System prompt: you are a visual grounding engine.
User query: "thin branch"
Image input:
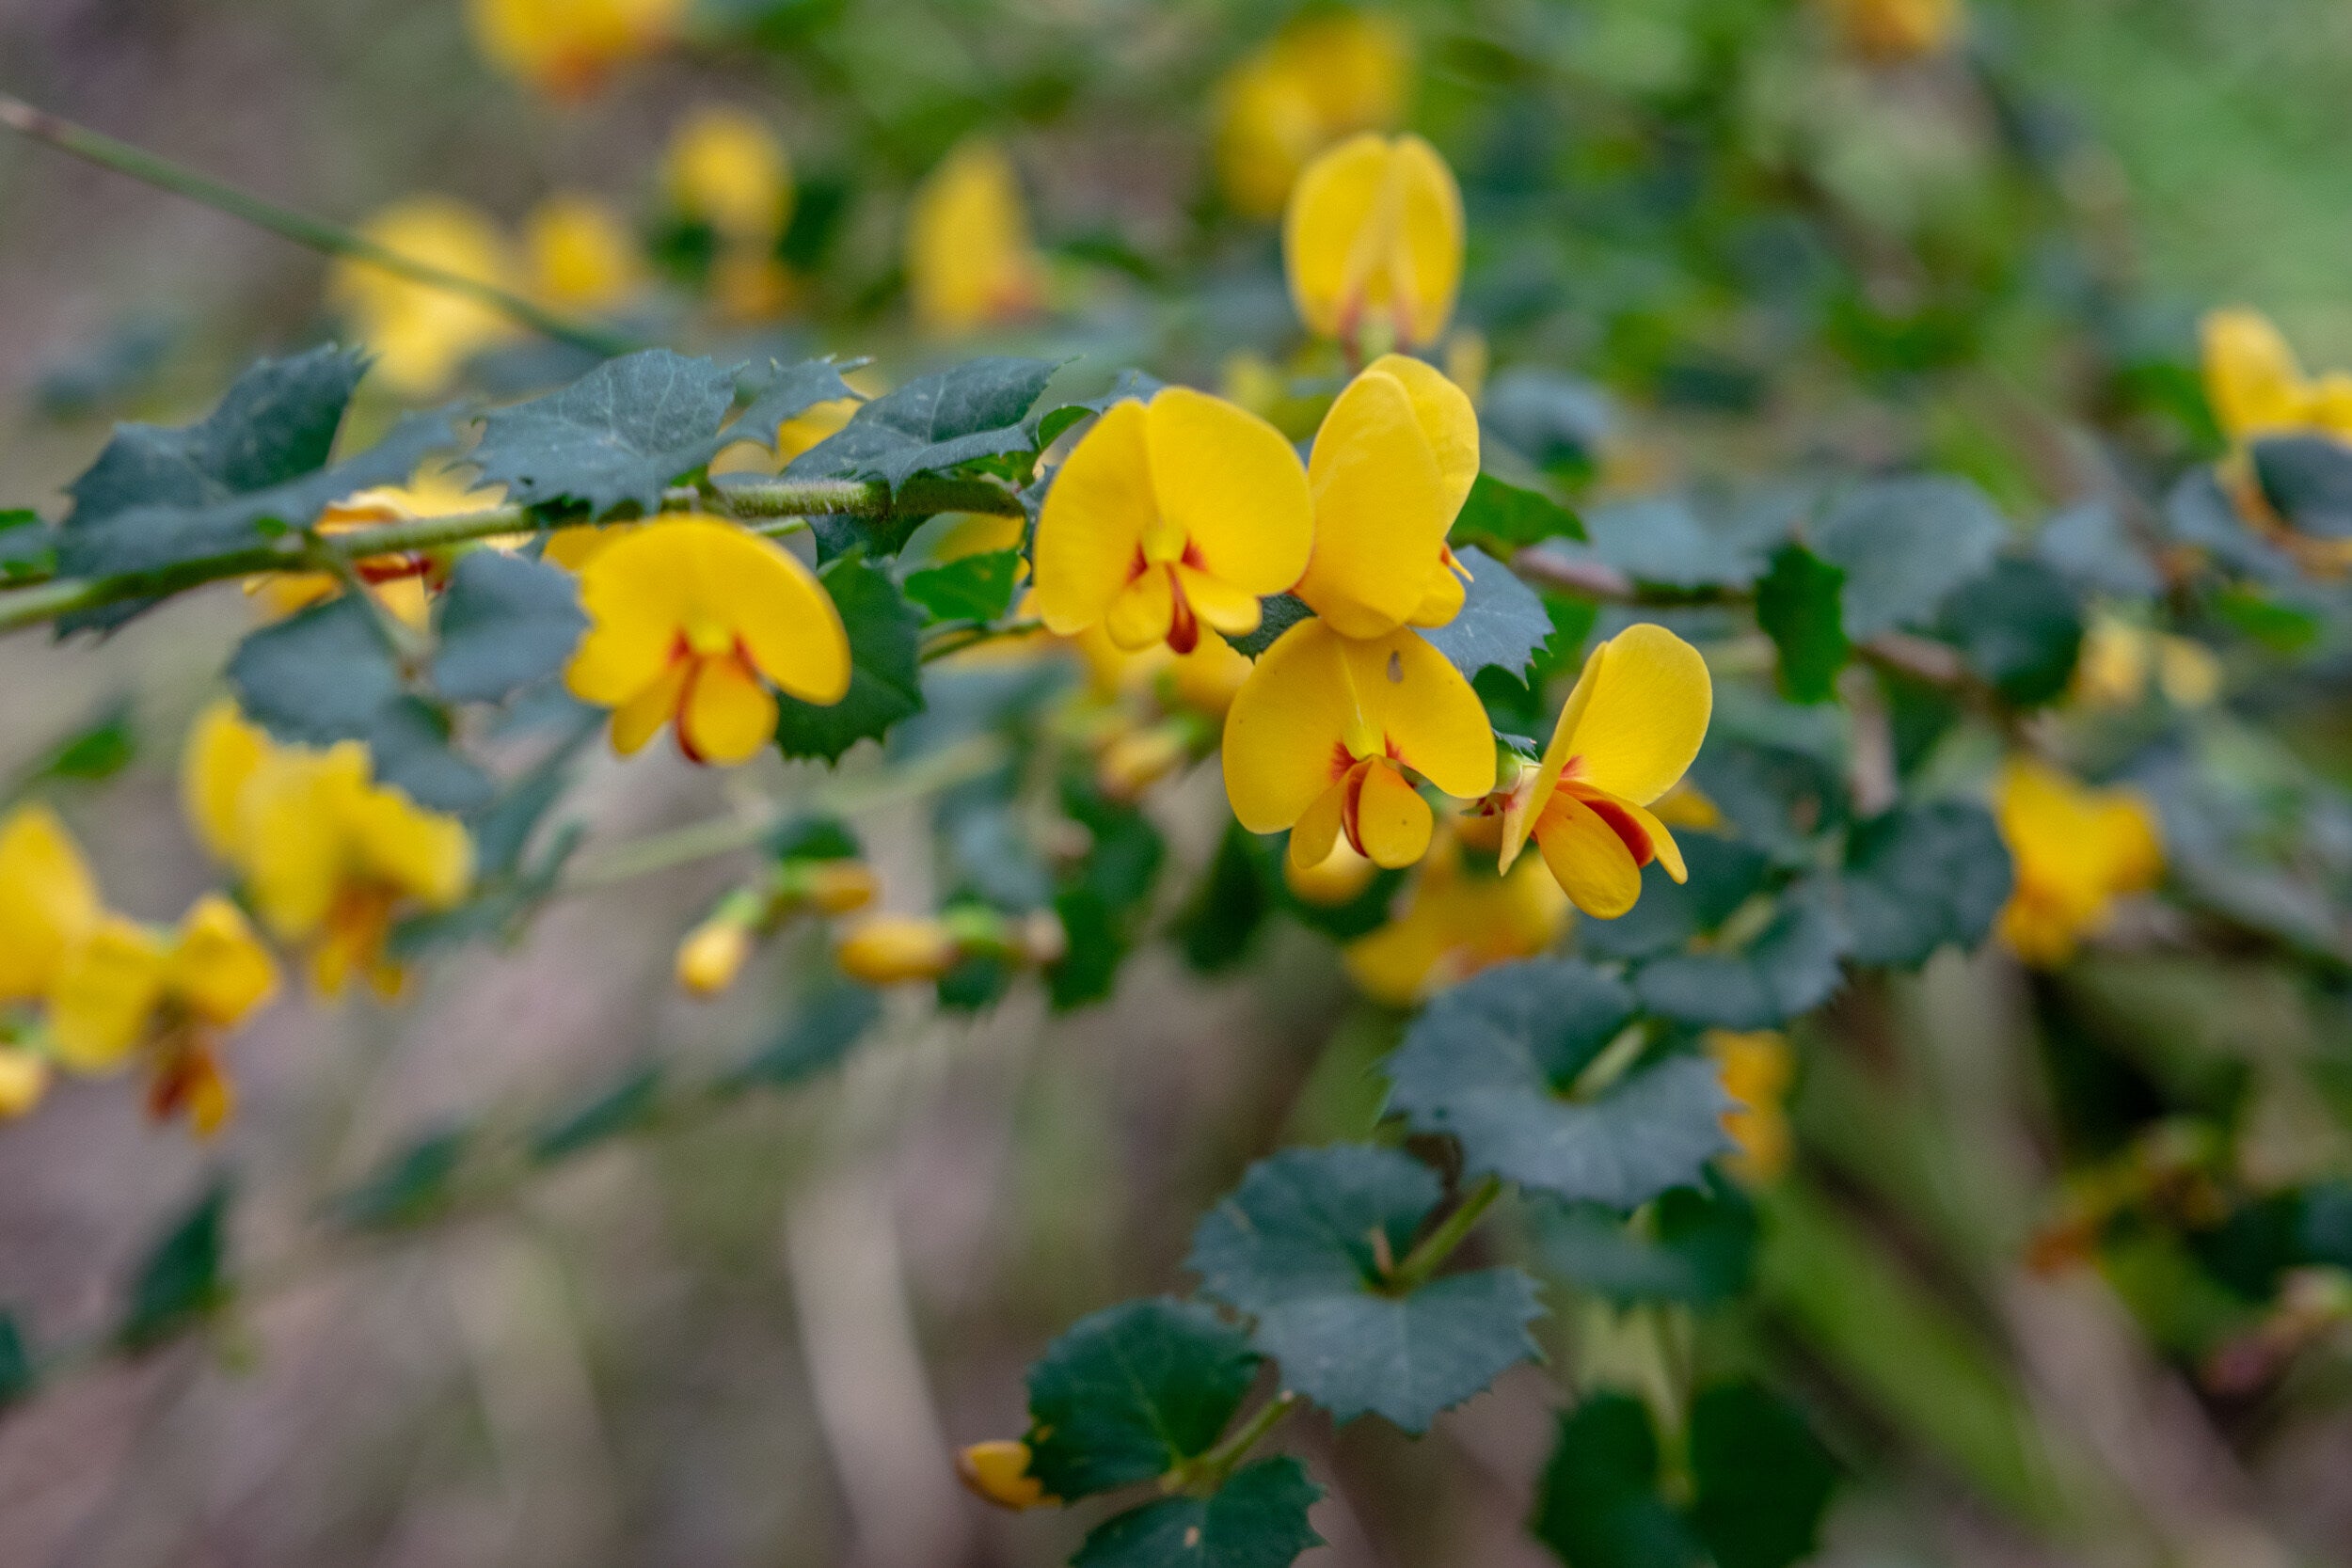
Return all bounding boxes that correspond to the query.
[1386,1173,1503,1294]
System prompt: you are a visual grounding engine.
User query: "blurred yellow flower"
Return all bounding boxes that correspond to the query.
[1343,834,1567,1006]
[332,197,521,398]
[675,910,755,999]
[957,1439,1054,1510]
[469,0,688,97]
[1822,0,1963,61]
[836,914,963,984]
[1493,625,1714,920]
[0,1049,48,1119]
[524,193,645,313]
[1034,388,1313,655]
[1708,1030,1794,1184]
[1285,836,1380,907]
[1994,759,2162,968]
[1215,12,1411,219]
[2074,614,2222,710]
[907,140,1045,336]
[666,107,794,246]
[0,804,102,1006]
[565,516,850,766]
[49,897,278,1077]
[1285,132,1461,355]
[261,462,508,628]
[184,704,472,997]
[2200,307,2352,449]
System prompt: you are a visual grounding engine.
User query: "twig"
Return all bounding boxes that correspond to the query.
[1387,1173,1503,1294]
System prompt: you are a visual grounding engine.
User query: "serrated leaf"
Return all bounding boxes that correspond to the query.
[1530,1393,1704,1568]
[1531,1178,1759,1307]
[723,984,883,1091]
[902,548,1024,624]
[729,357,866,454]
[2251,434,2352,540]
[1936,556,2081,706]
[467,350,739,515]
[773,554,925,762]
[1187,1146,1544,1433]
[226,594,401,745]
[365,695,495,813]
[1024,1297,1261,1499]
[1581,497,1772,590]
[119,1180,231,1349]
[1632,882,1849,1028]
[1755,544,1849,704]
[1388,960,1732,1209]
[1030,368,1166,449]
[1688,1384,1839,1568]
[1223,594,1313,659]
[1579,839,1773,963]
[1418,546,1553,680]
[330,1127,469,1230]
[432,549,587,703]
[1838,801,2012,968]
[1451,474,1585,552]
[1073,1458,1325,1568]
[787,356,1061,491]
[1808,476,2006,640]
[530,1064,664,1163]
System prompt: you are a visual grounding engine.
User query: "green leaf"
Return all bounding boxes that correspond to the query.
[902,548,1024,624]
[1029,368,1165,449]
[2210,585,2323,653]
[1808,476,2006,640]
[119,1180,232,1350]
[432,550,587,704]
[1581,497,1772,590]
[1073,1458,1325,1568]
[23,699,138,785]
[1177,822,1272,974]
[1024,1296,1261,1499]
[1530,1393,1703,1568]
[530,1064,664,1163]
[1581,838,1773,963]
[1754,544,1849,704]
[0,1311,30,1407]
[2251,434,2352,540]
[2163,470,2297,584]
[722,984,882,1091]
[1419,546,1554,680]
[0,510,55,581]
[773,554,925,762]
[467,350,739,515]
[365,695,495,813]
[1386,960,1732,1210]
[1531,1178,1759,1307]
[727,357,866,454]
[1688,1383,1839,1568]
[1837,802,2011,968]
[330,1127,469,1230]
[1632,882,1849,1028]
[1048,773,1165,1009]
[226,594,401,745]
[1187,1146,1545,1433]
[1686,743,1847,864]
[1936,556,2082,706]
[787,356,1061,490]
[1484,368,1612,474]
[1451,474,1585,551]
[1223,594,1313,659]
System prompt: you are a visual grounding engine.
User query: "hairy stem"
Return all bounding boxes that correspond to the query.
[1387,1173,1503,1294]
[1173,1390,1301,1495]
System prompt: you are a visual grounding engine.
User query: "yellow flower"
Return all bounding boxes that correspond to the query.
[836,915,963,984]
[1493,626,1714,919]
[468,0,687,97]
[48,896,278,1077]
[1293,355,1478,639]
[1285,132,1462,354]
[0,804,102,1005]
[1994,759,2162,968]
[1225,619,1495,872]
[1286,837,1379,907]
[0,1049,48,1119]
[261,461,509,627]
[565,516,851,766]
[1707,1030,1794,1184]
[523,193,645,312]
[957,1439,1055,1510]
[1343,836,1567,1006]
[907,140,1045,336]
[330,197,520,398]
[665,107,794,246]
[1214,12,1411,220]
[1822,0,1963,61]
[2199,307,2352,448]
[2074,615,2222,710]
[1034,388,1314,656]
[184,704,472,997]
[676,913,754,999]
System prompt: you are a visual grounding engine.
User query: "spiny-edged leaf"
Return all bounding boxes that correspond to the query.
[119,1180,232,1349]
[0,1311,29,1406]
[1581,496,1772,590]
[1030,368,1166,450]
[902,548,1024,625]
[1186,1145,1544,1433]
[1530,1178,1759,1307]
[432,549,587,704]
[1755,543,1849,704]
[1452,474,1585,552]
[728,357,866,454]
[1530,1393,1704,1568]
[1419,546,1553,680]
[530,1063,664,1163]
[1386,960,1732,1210]
[1808,476,2006,640]
[787,356,1061,490]
[1633,881,1850,1028]
[1024,1296,1261,1499]
[1223,594,1313,659]
[2251,434,2352,541]
[366,694,495,813]
[1838,801,2012,968]
[1073,1458,1324,1568]
[330,1127,469,1230]
[227,594,401,745]
[467,350,740,515]
[1688,1383,1839,1568]
[1579,838,1774,963]
[773,553,924,762]
[722,984,882,1091]
[1936,556,2082,706]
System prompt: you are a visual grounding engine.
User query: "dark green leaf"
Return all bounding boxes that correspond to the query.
[119,1180,231,1350]
[1073,1457,1325,1568]
[1937,557,2082,706]
[1580,839,1773,963]
[433,550,587,703]
[530,1064,664,1162]
[2162,470,2296,584]
[1419,546,1553,681]
[1689,1383,1839,1568]
[0,1311,30,1407]
[1029,369,1165,449]
[1187,1146,1544,1432]
[1838,802,2012,968]
[1024,1297,1261,1499]
[2251,435,2352,540]
[1452,474,1585,552]
[1387,960,1731,1210]
[902,548,1024,624]
[1755,544,1849,704]
[1687,743,1847,863]
[787,356,1060,490]
[1223,594,1313,659]
[24,700,138,784]
[0,510,55,581]
[226,594,401,746]
[2037,500,2162,598]
[768,814,864,862]
[723,984,882,1091]
[1484,368,1612,473]
[1530,1394,1703,1568]
[728,357,866,453]
[1177,822,1272,974]
[1531,1178,1759,1307]
[2211,586,2323,653]
[1809,476,2006,640]
[367,695,495,813]
[467,350,739,515]
[1633,882,1849,1028]
[1581,497,1770,590]
[330,1128,469,1230]
[773,554,925,762]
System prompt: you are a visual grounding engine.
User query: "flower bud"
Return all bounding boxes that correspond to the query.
[0,1048,50,1119]
[837,916,963,985]
[803,860,880,915]
[675,915,755,998]
[956,1439,1051,1510]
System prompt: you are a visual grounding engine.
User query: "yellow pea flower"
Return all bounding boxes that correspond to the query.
[676,911,755,999]
[958,1438,1055,1510]
[1492,625,1714,920]
[666,107,794,246]
[468,0,687,98]
[2199,306,2352,449]
[1285,132,1462,355]
[1293,355,1478,639]
[330,197,520,398]
[1343,835,1567,1006]
[1821,0,1963,61]
[1214,12,1411,220]
[1707,1030,1794,1184]
[836,914,963,985]
[48,897,278,1076]
[906,140,1045,336]
[1994,759,2162,968]
[565,516,851,766]
[0,804,103,1005]
[1034,388,1315,655]
[261,461,509,627]
[1224,619,1495,872]
[524,193,645,313]
[184,704,472,998]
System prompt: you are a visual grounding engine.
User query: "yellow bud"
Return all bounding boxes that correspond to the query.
[803,861,880,916]
[676,917,754,998]
[836,916,964,985]
[957,1439,1053,1510]
[1098,724,1191,801]
[0,1048,51,1118]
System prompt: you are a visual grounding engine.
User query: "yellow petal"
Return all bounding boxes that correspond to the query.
[958,1439,1053,1511]
[677,654,780,766]
[1295,366,1454,638]
[182,701,271,867]
[1174,564,1264,636]
[348,772,475,911]
[48,915,168,1072]
[525,192,644,311]
[907,140,1041,335]
[1285,834,1379,906]
[664,105,792,243]
[0,1048,50,1118]
[612,658,691,755]
[1407,555,1467,627]
[1143,387,1314,594]
[1609,796,1687,882]
[1282,135,1462,350]
[243,749,352,941]
[168,894,280,1028]
[1288,772,1355,873]
[1388,135,1464,349]
[2201,307,2307,443]
[1534,793,1645,919]
[1355,759,1434,868]
[1035,399,1155,636]
[1104,567,1176,651]
[719,544,850,706]
[0,804,103,1002]
[1541,624,1712,810]
[1362,354,1478,520]
[1284,132,1392,341]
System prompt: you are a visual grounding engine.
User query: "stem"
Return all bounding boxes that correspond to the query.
[0,92,632,358]
[1174,1390,1300,1494]
[1387,1173,1503,1294]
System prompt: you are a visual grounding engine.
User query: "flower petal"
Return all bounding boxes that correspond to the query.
[244,749,356,942]
[680,518,850,705]
[1296,366,1454,638]
[1283,132,1391,341]
[1534,792,1645,919]
[1362,354,1478,520]
[612,658,691,756]
[1556,624,1712,807]
[0,804,102,1002]
[1223,620,1359,834]
[1366,628,1497,801]
[182,702,270,867]
[346,764,474,910]
[1144,387,1313,595]
[1034,399,1155,636]
[1173,564,1263,636]
[678,653,780,766]
[47,916,168,1072]
[1104,566,1175,650]
[1355,760,1434,868]
[1406,556,1466,627]
[169,894,280,1027]
[1389,135,1464,349]
[569,530,693,706]
[1287,772,1355,872]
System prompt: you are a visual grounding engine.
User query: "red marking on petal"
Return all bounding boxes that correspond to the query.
[1166,567,1200,654]
[1579,793,1656,868]
[1339,759,1372,859]
[674,655,708,765]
